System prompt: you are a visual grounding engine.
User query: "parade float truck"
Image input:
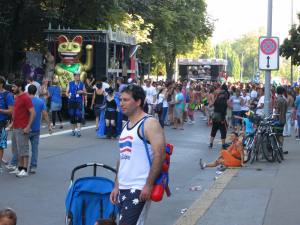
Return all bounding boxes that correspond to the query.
[45,27,138,117]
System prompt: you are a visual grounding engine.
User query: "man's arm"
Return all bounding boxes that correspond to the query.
[110,160,120,204]
[24,107,35,134]
[0,105,13,115]
[140,118,166,201]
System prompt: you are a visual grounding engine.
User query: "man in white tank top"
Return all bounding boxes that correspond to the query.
[110,84,166,225]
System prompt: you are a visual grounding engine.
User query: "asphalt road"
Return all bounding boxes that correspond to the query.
[0,115,224,225]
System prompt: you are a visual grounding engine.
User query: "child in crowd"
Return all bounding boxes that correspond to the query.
[0,208,17,225]
[233,110,254,136]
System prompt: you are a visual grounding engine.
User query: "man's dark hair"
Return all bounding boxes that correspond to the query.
[231,131,239,137]
[28,84,37,95]
[176,85,183,92]
[0,76,6,86]
[276,86,285,95]
[100,77,107,82]
[13,79,26,91]
[121,84,145,107]
[0,208,17,225]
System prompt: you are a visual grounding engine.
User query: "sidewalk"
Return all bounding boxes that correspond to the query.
[193,136,300,225]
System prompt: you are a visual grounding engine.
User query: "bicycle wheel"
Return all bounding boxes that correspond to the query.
[262,134,275,162]
[269,135,281,163]
[243,136,254,163]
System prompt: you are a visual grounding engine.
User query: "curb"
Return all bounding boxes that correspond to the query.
[173,168,239,225]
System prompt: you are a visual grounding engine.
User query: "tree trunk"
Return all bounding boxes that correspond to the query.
[165,50,176,81]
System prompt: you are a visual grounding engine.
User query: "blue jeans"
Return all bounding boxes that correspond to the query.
[29,131,40,168]
[297,115,300,138]
[159,107,168,128]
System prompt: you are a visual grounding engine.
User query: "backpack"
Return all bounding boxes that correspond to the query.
[141,117,172,202]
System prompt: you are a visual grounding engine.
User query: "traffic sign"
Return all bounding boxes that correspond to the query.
[258,36,279,70]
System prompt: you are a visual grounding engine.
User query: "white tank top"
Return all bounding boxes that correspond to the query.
[118,116,153,190]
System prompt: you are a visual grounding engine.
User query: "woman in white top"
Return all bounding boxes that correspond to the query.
[155,86,168,128]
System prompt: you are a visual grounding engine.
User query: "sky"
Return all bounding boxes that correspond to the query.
[206,0,300,45]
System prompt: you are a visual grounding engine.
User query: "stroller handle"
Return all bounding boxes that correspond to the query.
[70,163,117,181]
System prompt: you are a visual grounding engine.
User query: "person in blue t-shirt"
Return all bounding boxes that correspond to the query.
[28,84,52,173]
[233,111,254,136]
[48,79,63,129]
[0,76,14,173]
[295,91,300,140]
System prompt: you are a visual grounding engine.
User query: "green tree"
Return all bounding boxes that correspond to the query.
[280,13,300,66]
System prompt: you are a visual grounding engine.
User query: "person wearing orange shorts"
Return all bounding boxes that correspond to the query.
[200,132,244,169]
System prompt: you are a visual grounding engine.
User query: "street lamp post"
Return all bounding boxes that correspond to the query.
[240,52,244,83]
[290,0,294,85]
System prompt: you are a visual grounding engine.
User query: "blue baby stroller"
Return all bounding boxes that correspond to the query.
[65,163,118,225]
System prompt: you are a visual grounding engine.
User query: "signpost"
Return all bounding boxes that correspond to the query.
[258,36,279,70]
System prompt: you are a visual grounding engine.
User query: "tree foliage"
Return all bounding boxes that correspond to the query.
[0,0,213,81]
[280,13,300,66]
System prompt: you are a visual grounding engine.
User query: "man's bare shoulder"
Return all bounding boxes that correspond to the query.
[143,116,164,136]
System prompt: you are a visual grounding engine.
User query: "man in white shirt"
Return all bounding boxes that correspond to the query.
[143,79,156,115]
[250,86,258,100]
[256,88,265,116]
[25,77,40,97]
[110,84,165,225]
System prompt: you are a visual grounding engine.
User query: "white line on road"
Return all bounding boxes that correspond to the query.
[7,125,96,145]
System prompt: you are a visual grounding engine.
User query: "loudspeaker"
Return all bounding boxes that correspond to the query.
[211,65,220,80]
[94,42,107,81]
[179,65,188,78]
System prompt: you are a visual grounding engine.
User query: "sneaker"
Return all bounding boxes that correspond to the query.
[30,167,37,174]
[16,170,28,177]
[9,168,20,174]
[52,125,56,129]
[71,130,76,136]
[217,165,227,172]
[6,164,16,171]
[199,158,206,170]
[283,151,289,154]
[208,143,213,148]
[77,131,81,137]
[296,138,300,141]
[59,125,63,129]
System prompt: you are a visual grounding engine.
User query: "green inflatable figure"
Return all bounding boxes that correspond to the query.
[54,35,93,90]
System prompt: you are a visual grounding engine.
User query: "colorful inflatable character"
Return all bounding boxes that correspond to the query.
[54,35,93,90]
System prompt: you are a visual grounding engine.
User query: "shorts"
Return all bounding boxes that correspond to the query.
[12,128,29,157]
[211,120,227,139]
[68,101,82,124]
[118,189,150,225]
[232,111,241,126]
[174,108,183,119]
[50,102,62,111]
[0,121,8,149]
[105,110,117,120]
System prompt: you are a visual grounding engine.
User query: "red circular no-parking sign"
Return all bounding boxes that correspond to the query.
[260,38,277,55]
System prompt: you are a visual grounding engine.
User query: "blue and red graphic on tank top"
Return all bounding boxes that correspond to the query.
[119,136,133,160]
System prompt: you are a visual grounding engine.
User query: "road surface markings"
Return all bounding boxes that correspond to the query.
[7,125,96,145]
[173,168,239,225]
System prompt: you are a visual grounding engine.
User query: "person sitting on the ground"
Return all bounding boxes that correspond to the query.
[200,132,244,169]
[0,208,17,225]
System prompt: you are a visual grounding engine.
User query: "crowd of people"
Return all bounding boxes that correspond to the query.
[0,73,300,170]
[1,72,300,225]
